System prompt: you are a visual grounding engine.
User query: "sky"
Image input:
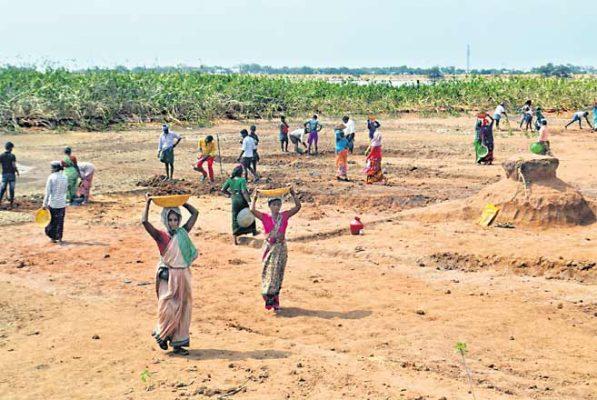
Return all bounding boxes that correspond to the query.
[0,0,595,70]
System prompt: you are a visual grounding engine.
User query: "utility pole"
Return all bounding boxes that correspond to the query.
[466,44,470,74]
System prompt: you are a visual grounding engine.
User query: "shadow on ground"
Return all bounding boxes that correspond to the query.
[276,307,372,320]
[179,349,291,361]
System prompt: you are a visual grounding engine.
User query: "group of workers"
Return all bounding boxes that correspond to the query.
[42,148,95,243]
[475,100,597,163]
[0,143,94,244]
[5,102,595,357]
[277,114,386,183]
[145,166,302,355]
[156,114,389,186]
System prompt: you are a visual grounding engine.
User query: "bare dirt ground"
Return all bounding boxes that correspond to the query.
[0,114,595,400]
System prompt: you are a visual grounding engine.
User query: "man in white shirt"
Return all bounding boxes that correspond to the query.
[237,129,260,182]
[492,102,507,131]
[157,124,182,180]
[342,116,356,153]
[289,127,308,154]
[43,161,68,243]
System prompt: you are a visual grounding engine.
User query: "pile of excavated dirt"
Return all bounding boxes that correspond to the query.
[420,154,596,228]
[136,175,216,196]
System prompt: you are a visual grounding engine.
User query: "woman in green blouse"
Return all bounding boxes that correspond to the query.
[221,164,257,245]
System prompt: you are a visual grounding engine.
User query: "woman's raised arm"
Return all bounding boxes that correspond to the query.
[142,196,161,241]
[183,202,199,232]
[286,187,302,218]
[251,190,265,221]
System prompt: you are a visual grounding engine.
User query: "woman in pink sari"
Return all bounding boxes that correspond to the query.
[251,188,301,311]
[142,196,199,355]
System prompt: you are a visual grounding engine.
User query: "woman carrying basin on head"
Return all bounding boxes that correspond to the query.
[142,195,199,356]
[251,187,301,312]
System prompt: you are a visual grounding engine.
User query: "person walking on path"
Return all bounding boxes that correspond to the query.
[304,115,323,155]
[237,129,260,182]
[142,196,199,356]
[43,161,68,244]
[279,116,290,152]
[158,124,182,181]
[195,135,217,183]
[343,116,356,154]
[249,125,260,175]
[0,142,19,209]
[565,111,594,130]
[251,187,301,311]
[61,147,82,205]
[221,164,257,245]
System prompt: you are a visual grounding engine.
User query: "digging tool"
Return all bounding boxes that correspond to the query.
[502,114,513,137]
[216,133,224,177]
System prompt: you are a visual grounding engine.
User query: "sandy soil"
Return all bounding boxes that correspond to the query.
[0,114,595,400]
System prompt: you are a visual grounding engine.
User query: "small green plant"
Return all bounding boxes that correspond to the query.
[140,368,153,383]
[455,342,477,400]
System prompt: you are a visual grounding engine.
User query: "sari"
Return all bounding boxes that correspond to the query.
[474,119,494,164]
[335,129,349,179]
[261,211,289,309]
[222,176,257,236]
[365,146,385,184]
[152,208,197,349]
[62,156,79,203]
[336,150,348,179]
[77,172,94,201]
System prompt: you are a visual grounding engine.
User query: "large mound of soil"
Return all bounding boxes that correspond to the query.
[422,154,596,227]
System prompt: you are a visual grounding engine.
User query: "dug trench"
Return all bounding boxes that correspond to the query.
[423,252,596,284]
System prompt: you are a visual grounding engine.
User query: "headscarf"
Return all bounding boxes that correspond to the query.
[161,207,182,233]
[51,160,63,171]
[160,207,197,265]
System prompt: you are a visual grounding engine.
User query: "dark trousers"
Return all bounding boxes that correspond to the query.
[346,134,355,153]
[45,207,65,241]
[0,173,16,202]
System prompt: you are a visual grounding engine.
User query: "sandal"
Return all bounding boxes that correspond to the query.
[173,346,189,356]
[156,337,168,351]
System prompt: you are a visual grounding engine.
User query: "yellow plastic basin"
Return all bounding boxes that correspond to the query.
[34,208,50,227]
[151,194,191,207]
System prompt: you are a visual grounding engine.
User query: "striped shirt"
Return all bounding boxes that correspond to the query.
[43,172,68,209]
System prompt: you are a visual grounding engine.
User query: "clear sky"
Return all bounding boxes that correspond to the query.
[1,0,595,70]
